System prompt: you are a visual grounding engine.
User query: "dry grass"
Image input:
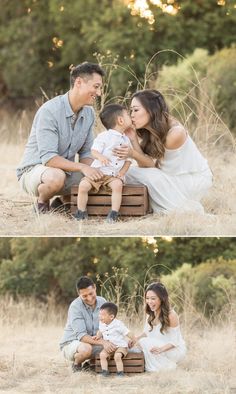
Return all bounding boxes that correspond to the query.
[0,297,235,394]
[0,141,235,236]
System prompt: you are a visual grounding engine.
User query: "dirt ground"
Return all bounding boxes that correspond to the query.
[0,144,236,236]
[0,319,235,394]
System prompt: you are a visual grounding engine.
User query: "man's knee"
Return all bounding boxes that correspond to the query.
[42,168,66,190]
[77,343,93,357]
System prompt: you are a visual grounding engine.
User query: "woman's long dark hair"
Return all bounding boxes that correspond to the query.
[131,89,170,168]
[145,282,170,334]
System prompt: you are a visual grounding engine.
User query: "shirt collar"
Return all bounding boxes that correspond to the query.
[82,298,98,311]
[63,92,85,119]
[109,128,125,137]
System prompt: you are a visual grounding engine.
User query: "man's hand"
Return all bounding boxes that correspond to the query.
[80,164,104,181]
[92,335,100,340]
[102,340,117,353]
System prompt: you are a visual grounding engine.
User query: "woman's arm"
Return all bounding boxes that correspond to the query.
[165,126,187,149]
[113,140,155,168]
[150,311,180,354]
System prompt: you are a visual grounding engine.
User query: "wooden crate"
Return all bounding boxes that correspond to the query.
[70,184,151,217]
[93,351,145,374]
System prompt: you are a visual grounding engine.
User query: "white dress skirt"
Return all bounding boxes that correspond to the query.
[126,135,213,214]
[139,320,186,372]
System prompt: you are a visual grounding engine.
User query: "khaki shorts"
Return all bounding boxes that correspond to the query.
[19,164,83,197]
[82,175,120,193]
[105,347,128,359]
[62,340,103,361]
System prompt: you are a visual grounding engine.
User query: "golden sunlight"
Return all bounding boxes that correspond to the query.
[126,0,178,24]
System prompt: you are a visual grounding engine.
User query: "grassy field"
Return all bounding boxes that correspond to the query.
[1,96,236,237]
[0,297,235,394]
[0,140,235,236]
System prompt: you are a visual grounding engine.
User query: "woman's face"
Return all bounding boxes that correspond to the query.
[130,97,150,129]
[146,290,161,313]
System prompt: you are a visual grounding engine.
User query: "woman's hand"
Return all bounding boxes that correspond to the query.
[124,126,138,141]
[150,346,164,355]
[112,144,133,160]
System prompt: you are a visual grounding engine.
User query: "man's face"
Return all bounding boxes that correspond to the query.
[75,73,103,105]
[78,285,97,307]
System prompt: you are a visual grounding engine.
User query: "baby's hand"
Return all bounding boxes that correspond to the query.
[92,335,99,340]
[99,155,111,166]
[117,173,125,182]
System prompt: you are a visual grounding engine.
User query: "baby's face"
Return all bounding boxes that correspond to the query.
[99,309,114,324]
[122,109,132,128]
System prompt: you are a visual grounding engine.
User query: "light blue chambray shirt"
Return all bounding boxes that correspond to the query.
[60,296,106,349]
[16,92,95,180]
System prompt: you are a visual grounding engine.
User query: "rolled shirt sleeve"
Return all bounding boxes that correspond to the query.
[68,302,88,341]
[79,124,94,160]
[78,111,95,160]
[36,107,60,165]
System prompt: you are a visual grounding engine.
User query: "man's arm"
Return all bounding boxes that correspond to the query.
[46,155,104,180]
[80,334,117,352]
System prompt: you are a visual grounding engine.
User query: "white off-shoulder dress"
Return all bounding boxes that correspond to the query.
[126,135,212,213]
[139,319,186,372]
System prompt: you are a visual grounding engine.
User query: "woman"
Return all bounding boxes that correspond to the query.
[136,282,186,372]
[113,89,212,213]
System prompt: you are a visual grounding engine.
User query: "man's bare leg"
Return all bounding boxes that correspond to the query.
[38,168,66,203]
[73,343,93,366]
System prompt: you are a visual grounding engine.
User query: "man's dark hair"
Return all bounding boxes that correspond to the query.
[99,103,126,130]
[70,62,105,87]
[76,276,95,291]
[100,302,118,317]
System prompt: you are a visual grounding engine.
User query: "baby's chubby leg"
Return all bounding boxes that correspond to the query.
[77,178,92,211]
[108,178,123,212]
[114,351,124,372]
[99,349,110,371]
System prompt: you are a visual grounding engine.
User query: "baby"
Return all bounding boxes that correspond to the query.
[73,104,133,223]
[94,302,134,377]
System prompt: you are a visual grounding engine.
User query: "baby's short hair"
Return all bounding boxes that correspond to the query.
[99,104,126,130]
[100,302,118,317]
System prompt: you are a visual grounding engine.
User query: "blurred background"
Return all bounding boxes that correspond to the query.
[0,236,235,392]
[0,0,236,140]
[0,1,235,236]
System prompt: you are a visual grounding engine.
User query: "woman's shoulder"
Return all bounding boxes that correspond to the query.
[165,122,187,150]
[168,309,180,327]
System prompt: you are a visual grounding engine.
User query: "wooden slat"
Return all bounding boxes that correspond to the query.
[71,205,146,216]
[71,184,145,196]
[95,352,144,361]
[95,365,144,373]
[71,195,145,206]
[94,352,145,373]
[70,183,151,217]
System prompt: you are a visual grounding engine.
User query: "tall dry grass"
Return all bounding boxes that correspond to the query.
[0,295,235,394]
[0,56,235,236]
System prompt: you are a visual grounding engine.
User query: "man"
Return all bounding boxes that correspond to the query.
[16,62,105,213]
[60,276,117,372]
